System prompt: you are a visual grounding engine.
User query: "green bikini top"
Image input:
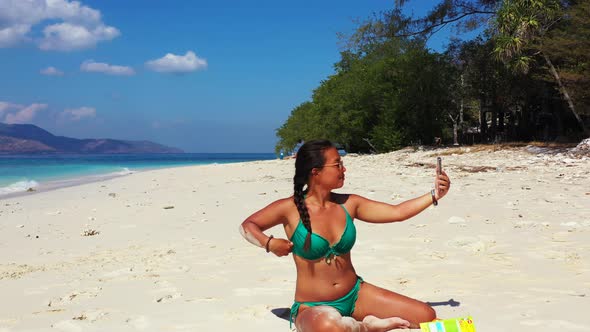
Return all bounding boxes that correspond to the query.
[290,204,356,263]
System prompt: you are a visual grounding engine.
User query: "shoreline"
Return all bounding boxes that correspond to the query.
[0,170,134,201]
[0,161,266,200]
[2,141,584,200]
[0,155,278,200]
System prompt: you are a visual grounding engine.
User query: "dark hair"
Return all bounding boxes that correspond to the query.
[293,139,335,251]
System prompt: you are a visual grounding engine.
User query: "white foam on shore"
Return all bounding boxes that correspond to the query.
[0,168,135,199]
[114,167,133,176]
[39,168,136,191]
[0,180,39,195]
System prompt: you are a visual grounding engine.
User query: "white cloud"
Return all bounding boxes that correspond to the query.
[0,102,11,118]
[0,0,100,26]
[0,0,118,50]
[44,0,101,24]
[145,51,207,73]
[80,60,134,76]
[40,66,64,76]
[0,0,48,26]
[0,24,31,47]
[0,101,17,115]
[39,23,119,51]
[60,106,96,121]
[3,103,48,124]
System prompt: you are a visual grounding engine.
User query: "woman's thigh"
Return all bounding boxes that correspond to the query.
[352,281,436,327]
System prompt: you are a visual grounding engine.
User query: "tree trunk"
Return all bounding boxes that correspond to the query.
[449,114,459,146]
[460,75,465,124]
[479,97,487,140]
[542,52,589,135]
[491,102,498,142]
[362,138,378,153]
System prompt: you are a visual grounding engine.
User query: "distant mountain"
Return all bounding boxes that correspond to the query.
[0,123,183,154]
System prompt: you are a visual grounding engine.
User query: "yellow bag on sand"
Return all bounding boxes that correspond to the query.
[420,316,476,332]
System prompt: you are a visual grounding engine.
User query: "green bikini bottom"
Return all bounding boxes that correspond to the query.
[290,276,363,328]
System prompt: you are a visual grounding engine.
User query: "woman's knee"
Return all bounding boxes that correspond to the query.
[316,316,348,332]
[415,303,436,323]
[297,306,351,332]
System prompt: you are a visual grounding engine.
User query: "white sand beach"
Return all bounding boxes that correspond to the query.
[1,145,589,331]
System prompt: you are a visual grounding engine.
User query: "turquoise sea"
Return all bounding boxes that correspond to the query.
[0,153,276,196]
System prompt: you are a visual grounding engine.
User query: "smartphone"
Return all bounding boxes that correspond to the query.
[437,157,442,175]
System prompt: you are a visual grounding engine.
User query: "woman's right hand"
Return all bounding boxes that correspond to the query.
[268,238,294,257]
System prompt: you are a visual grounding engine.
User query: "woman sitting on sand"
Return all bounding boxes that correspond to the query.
[240,140,451,331]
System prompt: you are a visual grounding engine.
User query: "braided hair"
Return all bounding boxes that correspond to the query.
[293,139,335,251]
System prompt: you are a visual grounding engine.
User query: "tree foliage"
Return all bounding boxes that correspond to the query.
[493,0,562,72]
[400,0,498,37]
[275,0,590,153]
[493,0,588,133]
[542,1,590,115]
[276,37,457,153]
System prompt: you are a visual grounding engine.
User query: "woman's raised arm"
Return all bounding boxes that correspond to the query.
[351,170,450,223]
[239,198,294,256]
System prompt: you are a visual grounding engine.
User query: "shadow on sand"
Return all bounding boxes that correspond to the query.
[271,299,460,322]
[426,298,461,307]
[271,307,291,321]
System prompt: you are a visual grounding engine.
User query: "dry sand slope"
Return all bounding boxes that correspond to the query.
[0,144,588,331]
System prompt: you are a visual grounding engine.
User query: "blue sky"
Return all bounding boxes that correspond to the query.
[0,0,473,152]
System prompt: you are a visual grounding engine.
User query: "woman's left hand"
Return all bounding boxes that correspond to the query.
[435,170,451,200]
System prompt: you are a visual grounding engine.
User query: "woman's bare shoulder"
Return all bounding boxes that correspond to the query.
[271,196,299,225]
[331,192,366,203]
[246,196,296,226]
[331,193,368,216]
[331,192,356,205]
[267,196,296,211]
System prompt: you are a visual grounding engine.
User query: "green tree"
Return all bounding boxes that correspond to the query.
[275,38,457,152]
[275,102,322,154]
[493,0,589,134]
[398,0,498,38]
[542,1,590,119]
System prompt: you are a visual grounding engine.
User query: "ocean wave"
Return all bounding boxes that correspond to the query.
[73,167,134,180]
[0,180,39,195]
[114,167,134,175]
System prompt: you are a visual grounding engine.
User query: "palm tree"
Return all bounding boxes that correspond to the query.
[493,0,588,135]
